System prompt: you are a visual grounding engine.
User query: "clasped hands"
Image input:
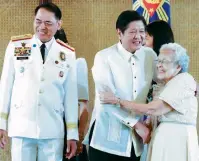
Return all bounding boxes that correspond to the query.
[65,133,85,159]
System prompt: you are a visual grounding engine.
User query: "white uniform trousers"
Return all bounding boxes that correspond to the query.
[11,137,64,161]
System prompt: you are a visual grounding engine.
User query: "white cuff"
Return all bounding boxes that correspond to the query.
[113,112,139,128]
[67,128,79,141]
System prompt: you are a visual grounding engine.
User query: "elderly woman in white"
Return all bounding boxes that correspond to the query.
[100,43,199,161]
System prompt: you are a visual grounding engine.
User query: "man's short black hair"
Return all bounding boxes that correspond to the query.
[116,10,147,33]
[35,2,62,20]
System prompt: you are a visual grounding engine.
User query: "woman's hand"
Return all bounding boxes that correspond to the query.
[99,91,119,104]
[76,140,83,155]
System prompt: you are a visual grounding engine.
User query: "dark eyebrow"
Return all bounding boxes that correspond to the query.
[45,21,53,23]
[35,19,53,23]
[35,18,41,21]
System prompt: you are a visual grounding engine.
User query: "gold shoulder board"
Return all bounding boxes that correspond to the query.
[56,39,75,52]
[11,34,33,42]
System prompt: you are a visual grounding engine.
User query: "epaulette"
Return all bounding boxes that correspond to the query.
[11,34,32,42]
[56,39,75,52]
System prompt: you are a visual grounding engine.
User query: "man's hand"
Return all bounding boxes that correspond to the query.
[65,140,77,159]
[0,129,8,149]
[134,122,151,144]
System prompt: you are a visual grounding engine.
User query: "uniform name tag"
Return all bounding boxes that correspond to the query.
[16,57,29,60]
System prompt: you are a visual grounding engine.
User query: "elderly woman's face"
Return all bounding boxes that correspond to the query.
[156,49,180,82]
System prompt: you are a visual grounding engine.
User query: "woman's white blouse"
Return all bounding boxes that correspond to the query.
[158,73,198,125]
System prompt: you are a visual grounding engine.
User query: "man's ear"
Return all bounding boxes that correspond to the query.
[57,20,62,30]
[116,29,122,40]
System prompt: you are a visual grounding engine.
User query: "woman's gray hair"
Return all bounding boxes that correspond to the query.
[160,43,190,73]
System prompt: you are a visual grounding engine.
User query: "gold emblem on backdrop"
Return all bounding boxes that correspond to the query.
[145,0,161,4]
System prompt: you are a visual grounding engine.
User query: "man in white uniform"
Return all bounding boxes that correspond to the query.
[0,3,78,161]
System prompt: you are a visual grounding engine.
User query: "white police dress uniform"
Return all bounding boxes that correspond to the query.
[0,34,79,161]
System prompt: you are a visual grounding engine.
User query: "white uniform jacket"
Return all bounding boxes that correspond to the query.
[0,35,79,140]
[84,42,157,157]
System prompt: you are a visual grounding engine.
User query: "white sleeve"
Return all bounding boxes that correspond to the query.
[158,73,196,114]
[0,41,15,130]
[76,58,89,101]
[63,52,79,140]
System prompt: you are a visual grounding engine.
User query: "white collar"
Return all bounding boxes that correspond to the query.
[35,35,54,50]
[117,42,139,62]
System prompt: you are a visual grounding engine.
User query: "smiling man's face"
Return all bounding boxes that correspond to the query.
[118,20,145,53]
[34,8,61,43]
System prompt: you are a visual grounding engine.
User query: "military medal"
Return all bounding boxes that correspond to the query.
[14,42,31,57]
[19,67,25,73]
[59,71,64,77]
[59,52,66,61]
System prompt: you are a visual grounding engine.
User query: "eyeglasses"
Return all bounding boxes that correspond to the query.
[154,59,177,65]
